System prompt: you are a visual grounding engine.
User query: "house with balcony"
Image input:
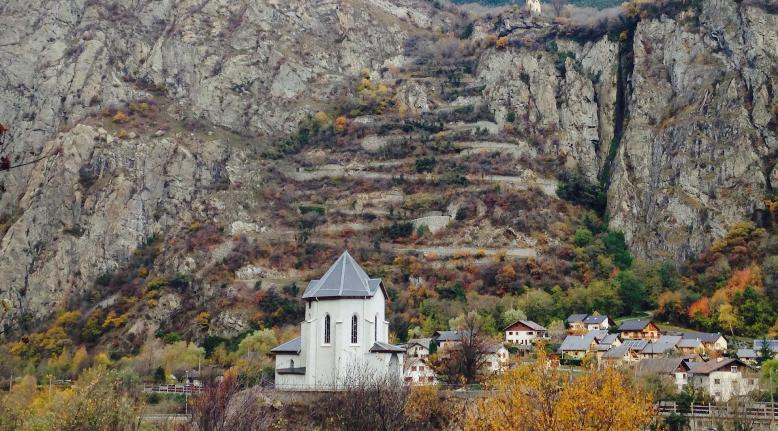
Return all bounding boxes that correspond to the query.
[503,319,547,346]
[617,319,661,341]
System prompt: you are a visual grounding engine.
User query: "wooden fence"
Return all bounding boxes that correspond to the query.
[658,401,778,422]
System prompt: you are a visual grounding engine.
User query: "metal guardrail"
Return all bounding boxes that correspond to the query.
[143,384,204,395]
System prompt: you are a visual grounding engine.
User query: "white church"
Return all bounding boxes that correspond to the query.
[270,251,405,390]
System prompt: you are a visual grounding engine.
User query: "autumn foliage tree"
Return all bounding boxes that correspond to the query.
[465,353,655,431]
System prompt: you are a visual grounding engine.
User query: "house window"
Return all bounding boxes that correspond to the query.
[731,366,737,373]
[351,314,358,344]
[714,379,720,385]
[290,359,295,368]
[375,313,379,341]
[324,314,331,345]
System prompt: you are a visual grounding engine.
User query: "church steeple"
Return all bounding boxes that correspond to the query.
[301,251,385,299]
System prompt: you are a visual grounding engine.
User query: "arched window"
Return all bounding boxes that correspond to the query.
[324,314,331,345]
[374,313,379,342]
[351,314,358,344]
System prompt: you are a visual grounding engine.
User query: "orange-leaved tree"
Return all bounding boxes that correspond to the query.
[465,352,655,431]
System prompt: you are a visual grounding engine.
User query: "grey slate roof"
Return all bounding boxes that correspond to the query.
[566,314,588,324]
[738,348,757,359]
[407,338,432,350]
[690,358,750,375]
[559,332,600,352]
[583,315,611,325]
[370,341,406,353]
[641,335,682,355]
[622,339,649,351]
[302,251,386,299]
[484,343,507,354]
[602,344,632,359]
[270,337,302,354]
[635,358,690,375]
[589,330,610,341]
[618,319,653,331]
[599,333,620,346]
[677,338,703,349]
[503,319,546,332]
[682,332,725,344]
[433,330,465,342]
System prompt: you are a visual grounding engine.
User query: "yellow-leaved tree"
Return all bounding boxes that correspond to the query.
[465,352,655,431]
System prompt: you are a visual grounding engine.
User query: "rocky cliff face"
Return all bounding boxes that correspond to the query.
[475,1,778,261]
[1,0,778,335]
[609,0,778,261]
[0,0,445,332]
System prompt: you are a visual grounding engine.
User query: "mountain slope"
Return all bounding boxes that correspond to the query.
[1,0,777,342]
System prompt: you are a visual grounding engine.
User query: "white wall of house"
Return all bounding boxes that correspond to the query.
[505,329,545,345]
[485,347,510,373]
[691,370,759,402]
[587,322,610,331]
[407,344,429,359]
[404,362,437,384]
[673,372,689,392]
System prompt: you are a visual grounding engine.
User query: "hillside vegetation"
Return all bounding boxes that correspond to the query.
[451,0,623,8]
[0,0,777,415]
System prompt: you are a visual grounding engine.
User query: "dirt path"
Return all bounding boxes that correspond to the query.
[285,166,557,196]
[392,245,537,258]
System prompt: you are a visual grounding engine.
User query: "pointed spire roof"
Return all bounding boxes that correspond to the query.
[302,251,386,299]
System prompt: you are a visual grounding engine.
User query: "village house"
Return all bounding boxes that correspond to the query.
[484,343,510,373]
[503,319,547,346]
[432,330,464,351]
[601,344,641,365]
[676,338,703,355]
[565,314,589,334]
[582,315,615,331]
[565,314,615,333]
[617,319,661,340]
[737,348,758,365]
[688,358,759,402]
[594,333,623,362]
[682,332,727,353]
[635,358,692,392]
[558,331,602,361]
[640,335,682,359]
[270,252,405,390]
[404,357,437,385]
[405,338,432,359]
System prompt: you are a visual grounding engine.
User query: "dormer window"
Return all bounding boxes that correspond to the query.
[351,314,358,344]
[324,314,331,345]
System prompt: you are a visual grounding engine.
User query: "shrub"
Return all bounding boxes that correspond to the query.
[384,222,413,240]
[556,174,607,214]
[574,228,594,246]
[111,111,129,123]
[415,157,437,173]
